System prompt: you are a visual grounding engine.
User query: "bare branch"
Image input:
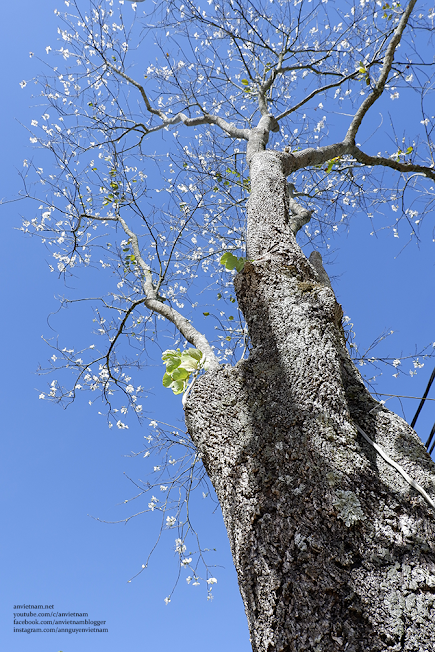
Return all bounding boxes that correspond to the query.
[145,298,220,371]
[117,217,220,370]
[309,251,332,288]
[118,216,157,299]
[351,146,435,182]
[287,142,348,173]
[345,0,417,144]
[287,184,313,235]
[275,71,358,122]
[105,60,249,140]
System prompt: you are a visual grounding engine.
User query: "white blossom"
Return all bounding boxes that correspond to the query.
[175,538,186,553]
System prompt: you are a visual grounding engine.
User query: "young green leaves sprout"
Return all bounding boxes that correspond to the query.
[219,252,247,273]
[162,348,203,395]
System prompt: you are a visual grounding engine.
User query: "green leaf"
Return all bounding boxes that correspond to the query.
[162,372,173,388]
[225,257,237,270]
[162,349,181,363]
[170,380,186,395]
[164,358,181,374]
[184,348,202,362]
[179,357,200,372]
[220,252,246,273]
[220,252,237,270]
[171,367,189,381]
[161,347,203,396]
[179,349,202,372]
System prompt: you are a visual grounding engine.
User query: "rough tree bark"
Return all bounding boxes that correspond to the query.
[185,128,435,651]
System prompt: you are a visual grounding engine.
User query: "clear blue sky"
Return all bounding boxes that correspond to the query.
[1,2,434,651]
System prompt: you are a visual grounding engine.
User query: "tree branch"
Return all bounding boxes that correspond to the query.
[104,60,249,140]
[345,0,417,144]
[145,298,220,370]
[275,71,359,122]
[309,251,332,288]
[117,217,220,370]
[287,142,348,173]
[350,146,435,181]
[287,184,313,235]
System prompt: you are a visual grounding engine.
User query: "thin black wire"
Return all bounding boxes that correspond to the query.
[426,422,435,455]
[410,365,435,430]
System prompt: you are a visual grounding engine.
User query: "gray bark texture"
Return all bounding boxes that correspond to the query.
[184,147,435,651]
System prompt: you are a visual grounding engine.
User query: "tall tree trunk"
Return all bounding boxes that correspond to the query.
[184,145,435,651]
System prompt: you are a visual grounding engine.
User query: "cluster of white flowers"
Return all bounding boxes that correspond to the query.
[181,557,192,567]
[175,538,186,554]
[148,496,158,511]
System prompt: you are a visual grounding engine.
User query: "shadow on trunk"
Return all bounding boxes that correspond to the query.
[185,254,435,652]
